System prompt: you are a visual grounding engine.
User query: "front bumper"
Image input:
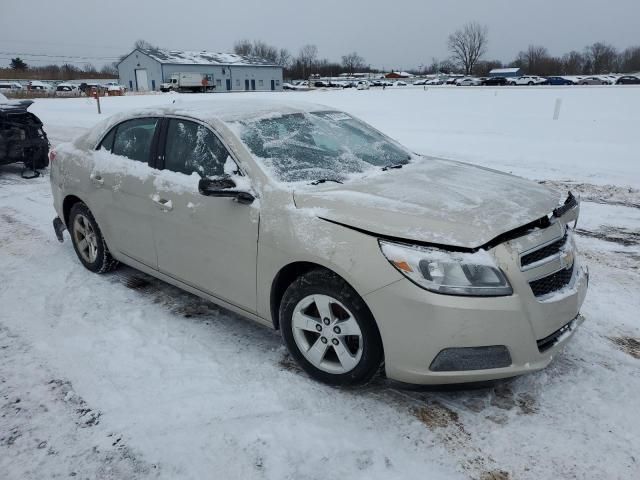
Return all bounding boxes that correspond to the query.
[364,260,588,385]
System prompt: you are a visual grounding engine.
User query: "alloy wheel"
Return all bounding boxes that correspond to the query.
[72,214,98,263]
[291,294,364,374]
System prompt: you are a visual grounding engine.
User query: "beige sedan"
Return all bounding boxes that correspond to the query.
[50,98,588,386]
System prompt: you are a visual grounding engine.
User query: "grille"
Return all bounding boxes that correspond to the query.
[529,265,574,297]
[521,233,568,268]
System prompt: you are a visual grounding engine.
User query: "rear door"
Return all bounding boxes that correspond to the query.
[93,117,160,268]
[151,117,259,312]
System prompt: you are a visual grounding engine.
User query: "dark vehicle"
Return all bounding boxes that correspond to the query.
[481,76,508,86]
[0,99,49,177]
[616,75,640,85]
[546,76,575,86]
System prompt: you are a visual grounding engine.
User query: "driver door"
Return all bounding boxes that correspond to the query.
[150,118,259,313]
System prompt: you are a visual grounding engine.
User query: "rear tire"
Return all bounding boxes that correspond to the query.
[68,202,118,274]
[279,269,383,386]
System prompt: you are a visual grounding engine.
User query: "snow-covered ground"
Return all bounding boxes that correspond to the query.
[1,87,639,479]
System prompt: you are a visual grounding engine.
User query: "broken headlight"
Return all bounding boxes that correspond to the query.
[379,240,513,296]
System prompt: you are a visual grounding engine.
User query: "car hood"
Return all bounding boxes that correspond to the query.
[293,158,561,249]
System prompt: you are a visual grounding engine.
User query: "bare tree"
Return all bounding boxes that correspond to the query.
[516,45,549,74]
[298,44,318,78]
[341,51,365,75]
[561,51,585,75]
[619,46,640,73]
[447,22,488,75]
[134,39,157,51]
[277,48,292,68]
[585,42,618,73]
[233,39,253,56]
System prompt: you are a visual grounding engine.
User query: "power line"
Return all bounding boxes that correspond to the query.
[0,57,113,65]
[0,51,120,60]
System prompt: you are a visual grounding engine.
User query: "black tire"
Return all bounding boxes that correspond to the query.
[279,268,383,386]
[68,202,118,273]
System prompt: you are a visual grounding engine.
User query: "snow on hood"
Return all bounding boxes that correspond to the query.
[293,157,561,249]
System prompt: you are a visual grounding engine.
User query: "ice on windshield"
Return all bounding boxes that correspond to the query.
[235,111,411,183]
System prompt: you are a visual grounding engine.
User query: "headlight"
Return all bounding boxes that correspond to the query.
[379,240,513,296]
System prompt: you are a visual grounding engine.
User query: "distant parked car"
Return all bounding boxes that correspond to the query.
[55,83,79,96]
[481,77,508,86]
[0,82,23,92]
[445,77,460,85]
[508,76,547,86]
[356,81,370,90]
[456,77,482,86]
[412,79,427,85]
[28,80,53,91]
[616,75,640,85]
[579,77,610,85]
[426,78,444,85]
[545,76,575,86]
[394,81,407,86]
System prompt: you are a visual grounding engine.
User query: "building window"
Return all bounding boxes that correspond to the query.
[276,80,280,86]
[222,68,226,75]
[258,79,264,87]
[216,79,222,87]
[236,79,240,86]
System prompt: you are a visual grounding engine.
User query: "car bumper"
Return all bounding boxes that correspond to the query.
[364,262,588,385]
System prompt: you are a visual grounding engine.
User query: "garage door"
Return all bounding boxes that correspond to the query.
[135,69,149,91]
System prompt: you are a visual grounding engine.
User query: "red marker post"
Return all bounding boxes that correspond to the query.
[91,87,101,114]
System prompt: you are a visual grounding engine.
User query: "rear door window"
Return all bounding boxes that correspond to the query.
[163,119,231,177]
[112,118,158,163]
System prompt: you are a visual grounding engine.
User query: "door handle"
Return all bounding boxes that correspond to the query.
[90,173,104,186]
[152,195,173,211]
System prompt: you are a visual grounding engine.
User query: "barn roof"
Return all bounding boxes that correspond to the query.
[133,47,281,67]
[489,68,522,74]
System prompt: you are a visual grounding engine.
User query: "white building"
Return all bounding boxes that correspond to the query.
[117,47,284,92]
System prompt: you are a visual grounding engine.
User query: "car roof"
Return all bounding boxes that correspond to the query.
[123,97,333,123]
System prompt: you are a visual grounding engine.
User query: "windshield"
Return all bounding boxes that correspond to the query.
[235,111,411,183]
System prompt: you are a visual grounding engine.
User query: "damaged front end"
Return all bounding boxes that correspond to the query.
[0,100,50,178]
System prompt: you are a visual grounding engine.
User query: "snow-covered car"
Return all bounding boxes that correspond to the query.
[616,75,640,85]
[508,76,547,86]
[394,81,407,86]
[55,83,79,96]
[579,76,611,85]
[455,77,482,86]
[49,99,588,386]
[0,81,23,92]
[426,78,445,85]
[412,79,427,85]
[27,80,53,91]
[0,97,49,173]
[356,81,370,90]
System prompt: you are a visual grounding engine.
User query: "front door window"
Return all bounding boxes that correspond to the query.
[164,119,231,177]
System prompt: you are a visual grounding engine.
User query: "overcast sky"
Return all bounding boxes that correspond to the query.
[1,0,638,70]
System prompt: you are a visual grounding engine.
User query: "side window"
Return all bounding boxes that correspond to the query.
[98,127,116,152]
[112,118,158,162]
[164,119,232,177]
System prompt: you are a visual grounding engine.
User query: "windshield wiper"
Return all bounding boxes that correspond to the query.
[309,178,344,186]
[381,163,405,171]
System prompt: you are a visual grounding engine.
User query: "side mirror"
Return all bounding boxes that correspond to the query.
[198,177,255,205]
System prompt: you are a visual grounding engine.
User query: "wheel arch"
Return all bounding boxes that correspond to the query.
[270,261,372,332]
[62,194,84,227]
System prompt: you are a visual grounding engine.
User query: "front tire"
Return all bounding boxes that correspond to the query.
[69,202,118,273]
[279,269,383,386]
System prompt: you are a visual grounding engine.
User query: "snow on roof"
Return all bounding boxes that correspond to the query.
[489,68,521,74]
[144,98,329,122]
[135,47,281,67]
